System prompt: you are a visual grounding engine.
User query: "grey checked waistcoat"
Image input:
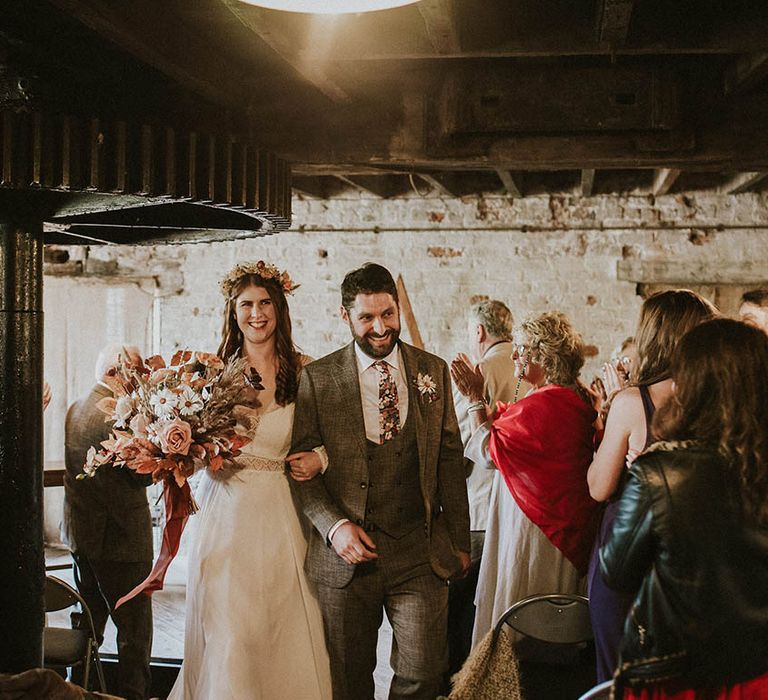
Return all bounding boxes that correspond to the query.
[363,408,425,538]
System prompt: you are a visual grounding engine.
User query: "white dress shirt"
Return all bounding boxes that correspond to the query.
[354,341,409,444]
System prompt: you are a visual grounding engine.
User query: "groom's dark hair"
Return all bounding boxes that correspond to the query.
[341,263,399,310]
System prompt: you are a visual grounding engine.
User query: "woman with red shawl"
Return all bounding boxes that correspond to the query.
[451,311,600,647]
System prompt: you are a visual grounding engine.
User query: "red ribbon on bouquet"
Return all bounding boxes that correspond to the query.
[115,479,197,609]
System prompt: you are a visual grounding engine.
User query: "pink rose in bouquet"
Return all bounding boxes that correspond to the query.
[157,418,194,456]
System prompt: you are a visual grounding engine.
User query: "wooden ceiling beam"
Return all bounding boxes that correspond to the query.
[311,23,768,63]
[292,176,347,199]
[580,169,596,197]
[219,0,350,103]
[338,174,412,198]
[46,0,247,108]
[417,173,459,197]
[495,169,523,197]
[722,171,768,194]
[418,0,460,55]
[597,0,635,48]
[652,168,681,196]
[725,53,768,94]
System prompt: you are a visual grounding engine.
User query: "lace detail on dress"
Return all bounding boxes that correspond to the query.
[236,454,285,472]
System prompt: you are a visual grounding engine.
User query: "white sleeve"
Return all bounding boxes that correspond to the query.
[464,422,496,470]
[327,518,350,544]
[312,445,329,473]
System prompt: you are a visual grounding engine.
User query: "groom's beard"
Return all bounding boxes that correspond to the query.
[350,324,400,358]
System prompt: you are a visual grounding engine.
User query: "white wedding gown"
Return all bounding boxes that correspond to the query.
[168,401,332,700]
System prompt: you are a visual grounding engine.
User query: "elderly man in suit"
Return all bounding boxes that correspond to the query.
[63,345,153,700]
[290,263,471,700]
[447,299,524,674]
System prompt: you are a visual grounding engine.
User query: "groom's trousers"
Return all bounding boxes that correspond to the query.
[316,525,449,700]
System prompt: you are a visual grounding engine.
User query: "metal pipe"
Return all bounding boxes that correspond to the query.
[0,219,44,672]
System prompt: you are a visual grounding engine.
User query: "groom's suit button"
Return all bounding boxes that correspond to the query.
[360,482,367,489]
[356,519,363,525]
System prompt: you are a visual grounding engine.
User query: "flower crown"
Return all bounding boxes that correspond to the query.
[219,260,299,298]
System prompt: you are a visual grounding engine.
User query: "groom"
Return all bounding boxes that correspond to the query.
[290,263,471,700]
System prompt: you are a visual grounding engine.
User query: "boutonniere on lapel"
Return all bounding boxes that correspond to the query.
[413,372,438,403]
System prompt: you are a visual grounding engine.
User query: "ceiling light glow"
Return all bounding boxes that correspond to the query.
[238,0,421,14]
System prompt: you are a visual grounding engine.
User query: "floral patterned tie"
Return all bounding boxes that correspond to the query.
[375,360,400,443]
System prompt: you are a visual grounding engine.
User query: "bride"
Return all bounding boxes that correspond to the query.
[168,261,332,699]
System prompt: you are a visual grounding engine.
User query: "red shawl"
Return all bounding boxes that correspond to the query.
[489,384,600,575]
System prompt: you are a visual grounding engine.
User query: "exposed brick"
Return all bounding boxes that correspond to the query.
[48,192,768,398]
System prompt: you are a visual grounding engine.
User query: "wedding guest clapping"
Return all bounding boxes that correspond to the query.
[586,290,717,682]
[601,318,768,697]
[448,300,527,676]
[452,311,600,648]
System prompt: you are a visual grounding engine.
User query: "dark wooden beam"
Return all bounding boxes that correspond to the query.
[495,169,522,197]
[418,0,460,55]
[338,174,411,198]
[436,64,680,136]
[652,168,681,196]
[292,176,348,199]
[580,169,596,197]
[597,0,635,47]
[315,19,768,62]
[725,53,768,94]
[722,171,768,194]
[284,111,768,173]
[46,0,246,108]
[220,0,349,103]
[417,173,459,197]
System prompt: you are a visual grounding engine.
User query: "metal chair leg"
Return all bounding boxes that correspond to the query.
[91,640,107,692]
[82,650,91,691]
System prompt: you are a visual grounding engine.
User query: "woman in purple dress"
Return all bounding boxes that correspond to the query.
[586,290,717,682]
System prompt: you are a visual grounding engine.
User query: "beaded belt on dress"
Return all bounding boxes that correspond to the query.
[237,455,285,472]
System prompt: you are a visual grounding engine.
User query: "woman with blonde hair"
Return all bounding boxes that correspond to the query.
[452,311,600,647]
[168,261,331,700]
[602,319,768,697]
[587,289,717,682]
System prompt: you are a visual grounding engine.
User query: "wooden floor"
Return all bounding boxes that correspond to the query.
[45,546,395,698]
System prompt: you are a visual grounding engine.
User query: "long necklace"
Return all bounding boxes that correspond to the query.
[513,352,530,403]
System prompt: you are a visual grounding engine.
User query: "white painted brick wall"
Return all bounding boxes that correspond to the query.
[68,191,768,385]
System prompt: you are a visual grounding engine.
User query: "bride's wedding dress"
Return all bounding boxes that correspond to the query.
[168,400,332,699]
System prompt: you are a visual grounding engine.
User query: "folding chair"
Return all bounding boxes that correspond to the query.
[493,593,593,646]
[43,575,107,693]
[493,593,595,699]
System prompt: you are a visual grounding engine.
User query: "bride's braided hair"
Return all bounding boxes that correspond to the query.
[217,272,301,406]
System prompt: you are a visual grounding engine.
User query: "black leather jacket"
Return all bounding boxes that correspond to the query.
[600,442,768,688]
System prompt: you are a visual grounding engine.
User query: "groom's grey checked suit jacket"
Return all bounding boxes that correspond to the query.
[290,340,471,588]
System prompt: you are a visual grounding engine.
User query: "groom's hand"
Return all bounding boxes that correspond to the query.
[330,523,378,565]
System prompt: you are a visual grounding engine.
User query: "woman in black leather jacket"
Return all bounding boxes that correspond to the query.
[600,318,768,698]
